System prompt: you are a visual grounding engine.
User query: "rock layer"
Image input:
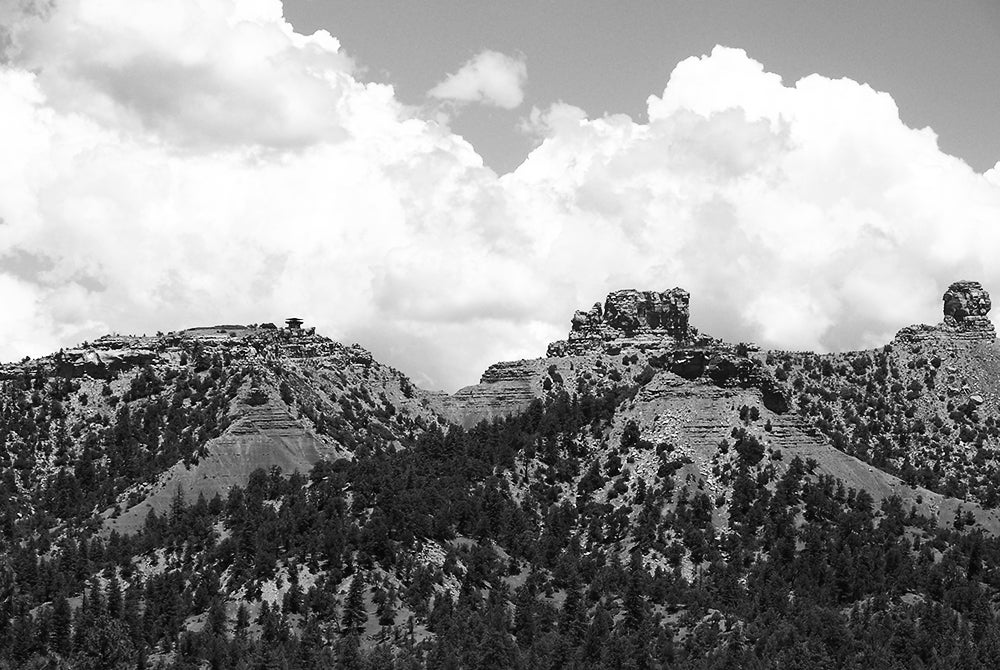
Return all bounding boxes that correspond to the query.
[443,360,543,427]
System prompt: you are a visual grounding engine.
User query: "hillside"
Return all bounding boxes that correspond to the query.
[3,283,1000,668]
[0,322,447,535]
[446,282,1000,531]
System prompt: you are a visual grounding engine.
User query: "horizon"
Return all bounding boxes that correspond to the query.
[0,1,999,391]
[9,278,996,393]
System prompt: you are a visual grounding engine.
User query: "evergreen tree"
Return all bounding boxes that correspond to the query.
[234,603,250,640]
[376,584,398,627]
[106,572,123,619]
[122,582,144,650]
[335,633,364,670]
[76,614,135,670]
[51,594,73,657]
[341,572,367,636]
[298,616,332,669]
[205,598,228,638]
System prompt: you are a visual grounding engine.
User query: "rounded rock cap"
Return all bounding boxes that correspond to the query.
[943,280,991,323]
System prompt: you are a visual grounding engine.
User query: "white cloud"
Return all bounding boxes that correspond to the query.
[0,5,998,394]
[506,47,1000,354]
[3,0,364,148]
[428,50,527,109]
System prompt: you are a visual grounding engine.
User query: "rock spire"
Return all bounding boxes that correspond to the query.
[896,280,995,343]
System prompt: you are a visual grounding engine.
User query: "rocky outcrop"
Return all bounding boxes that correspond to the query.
[443,360,544,428]
[896,280,996,344]
[547,288,702,356]
[650,349,789,413]
[442,287,788,425]
[944,280,994,333]
[444,288,708,425]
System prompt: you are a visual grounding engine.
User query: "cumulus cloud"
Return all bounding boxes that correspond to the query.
[0,3,997,393]
[428,50,527,109]
[2,0,366,148]
[507,48,1000,354]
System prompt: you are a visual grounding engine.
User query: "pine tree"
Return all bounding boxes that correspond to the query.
[34,603,54,657]
[234,603,250,640]
[283,580,303,615]
[74,592,92,650]
[206,598,228,638]
[298,616,332,669]
[559,585,586,642]
[77,614,136,669]
[622,552,649,631]
[583,602,612,662]
[9,614,36,665]
[376,584,397,627]
[106,572,123,619]
[341,572,367,636]
[258,601,279,643]
[169,484,186,540]
[621,419,641,451]
[122,582,144,649]
[335,633,365,670]
[52,594,73,656]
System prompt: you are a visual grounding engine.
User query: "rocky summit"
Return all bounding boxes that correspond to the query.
[448,286,777,426]
[547,288,704,356]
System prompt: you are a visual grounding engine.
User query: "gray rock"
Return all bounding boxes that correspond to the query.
[895,280,996,344]
[548,288,700,356]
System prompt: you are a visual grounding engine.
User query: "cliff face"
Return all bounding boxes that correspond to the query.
[441,360,545,428]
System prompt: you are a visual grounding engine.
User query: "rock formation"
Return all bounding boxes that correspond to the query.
[444,287,794,425]
[547,288,701,356]
[443,359,543,427]
[944,280,993,332]
[896,280,996,343]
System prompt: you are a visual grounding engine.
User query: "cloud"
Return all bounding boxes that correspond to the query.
[0,4,998,394]
[428,50,527,109]
[506,47,1000,355]
[2,0,365,148]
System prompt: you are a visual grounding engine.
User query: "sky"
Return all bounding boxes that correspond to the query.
[0,0,999,392]
[285,0,1000,175]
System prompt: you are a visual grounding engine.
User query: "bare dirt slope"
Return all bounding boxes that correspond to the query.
[106,400,333,535]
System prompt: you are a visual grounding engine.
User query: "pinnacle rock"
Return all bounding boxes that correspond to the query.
[943,280,993,330]
[896,280,995,344]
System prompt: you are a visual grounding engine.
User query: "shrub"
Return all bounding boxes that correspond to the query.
[245,389,268,406]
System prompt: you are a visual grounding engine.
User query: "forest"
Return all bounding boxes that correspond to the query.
[3,366,1000,669]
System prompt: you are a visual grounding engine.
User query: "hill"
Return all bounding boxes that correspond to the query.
[3,282,1000,668]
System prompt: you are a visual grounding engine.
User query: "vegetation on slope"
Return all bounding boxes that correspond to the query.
[765,343,1000,506]
[4,381,1000,669]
